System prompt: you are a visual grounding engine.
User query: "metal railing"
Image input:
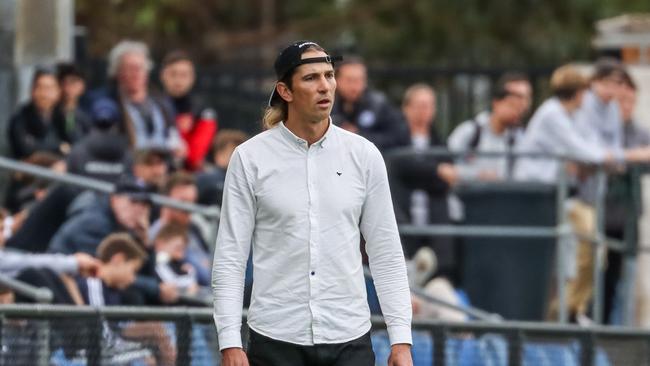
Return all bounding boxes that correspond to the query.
[0,156,220,219]
[1,304,649,366]
[385,147,646,326]
[0,273,52,304]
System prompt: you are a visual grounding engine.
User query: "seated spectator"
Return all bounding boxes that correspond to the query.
[4,151,66,214]
[160,50,217,171]
[70,233,175,365]
[196,129,249,206]
[133,146,172,192]
[387,84,456,280]
[88,40,185,156]
[149,172,211,286]
[153,223,199,298]
[48,177,152,255]
[56,62,92,140]
[8,67,72,159]
[444,72,532,184]
[331,57,409,151]
[67,98,132,183]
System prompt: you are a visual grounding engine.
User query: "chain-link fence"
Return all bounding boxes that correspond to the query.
[2,304,650,365]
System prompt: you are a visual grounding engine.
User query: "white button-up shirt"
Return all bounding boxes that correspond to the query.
[212,121,412,350]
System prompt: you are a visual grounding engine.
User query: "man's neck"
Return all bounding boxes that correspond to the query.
[489,114,507,135]
[284,117,329,145]
[409,123,430,137]
[123,88,147,104]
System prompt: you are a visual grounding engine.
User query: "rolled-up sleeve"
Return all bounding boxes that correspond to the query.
[212,148,255,350]
[360,145,413,346]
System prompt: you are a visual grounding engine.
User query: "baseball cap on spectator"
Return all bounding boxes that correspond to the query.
[268,40,342,107]
[113,176,152,204]
[91,98,121,128]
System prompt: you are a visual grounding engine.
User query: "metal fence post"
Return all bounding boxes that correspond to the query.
[556,159,570,324]
[579,332,595,366]
[592,169,607,324]
[176,315,192,366]
[35,319,50,366]
[432,326,446,366]
[507,329,523,366]
[87,314,102,366]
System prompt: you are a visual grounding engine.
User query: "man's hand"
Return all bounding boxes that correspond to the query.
[437,163,459,186]
[159,282,180,304]
[221,347,249,366]
[388,344,413,366]
[74,253,101,277]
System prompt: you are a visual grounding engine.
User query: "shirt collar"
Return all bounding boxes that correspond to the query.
[279,117,333,148]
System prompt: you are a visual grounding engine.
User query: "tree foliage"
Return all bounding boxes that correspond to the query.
[76,0,650,66]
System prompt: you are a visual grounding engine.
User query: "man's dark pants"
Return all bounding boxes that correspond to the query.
[246,329,375,366]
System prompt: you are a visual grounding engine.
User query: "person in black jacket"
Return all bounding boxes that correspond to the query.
[66,98,132,183]
[8,68,72,159]
[387,84,457,281]
[331,57,409,151]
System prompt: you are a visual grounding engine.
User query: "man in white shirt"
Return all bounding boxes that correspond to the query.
[212,40,413,366]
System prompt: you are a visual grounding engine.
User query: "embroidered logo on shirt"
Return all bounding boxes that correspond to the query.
[336,172,342,176]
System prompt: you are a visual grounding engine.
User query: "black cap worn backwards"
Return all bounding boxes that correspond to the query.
[268,40,342,107]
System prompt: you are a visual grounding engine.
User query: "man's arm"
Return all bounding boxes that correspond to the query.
[360,144,413,347]
[212,148,255,351]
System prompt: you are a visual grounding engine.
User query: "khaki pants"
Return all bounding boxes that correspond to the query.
[548,200,600,320]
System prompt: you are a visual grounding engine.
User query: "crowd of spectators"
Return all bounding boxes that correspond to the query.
[1,37,649,362]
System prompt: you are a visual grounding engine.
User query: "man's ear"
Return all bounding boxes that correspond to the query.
[277,82,293,103]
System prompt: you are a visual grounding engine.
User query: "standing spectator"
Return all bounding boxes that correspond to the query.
[513,65,650,322]
[387,84,456,280]
[605,73,650,324]
[149,172,210,286]
[67,98,132,183]
[160,50,217,171]
[444,72,531,184]
[196,129,249,206]
[56,62,92,141]
[8,68,71,159]
[331,57,409,151]
[89,40,184,156]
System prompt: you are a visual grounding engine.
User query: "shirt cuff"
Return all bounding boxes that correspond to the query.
[62,256,80,274]
[612,147,625,164]
[218,327,243,351]
[387,324,412,346]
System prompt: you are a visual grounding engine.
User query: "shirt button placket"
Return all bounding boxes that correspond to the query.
[306,145,320,342]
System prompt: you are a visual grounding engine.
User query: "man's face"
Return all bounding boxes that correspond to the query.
[156,236,187,261]
[32,74,61,112]
[493,80,532,126]
[61,75,86,102]
[214,143,237,169]
[618,85,636,123]
[161,60,195,98]
[592,75,625,103]
[111,195,151,231]
[335,63,367,103]
[283,49,337,124]
[403,89,436,132]
[118,52,149,96]
[162,184,198,226]
[105,256,143,290]
[133,156,168,189]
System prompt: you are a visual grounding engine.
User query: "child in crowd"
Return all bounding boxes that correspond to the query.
[70,233,176,366]
[153,223,199,298]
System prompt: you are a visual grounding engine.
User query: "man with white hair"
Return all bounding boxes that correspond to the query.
[89,40,184,156]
